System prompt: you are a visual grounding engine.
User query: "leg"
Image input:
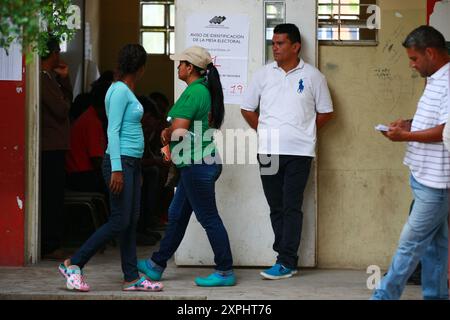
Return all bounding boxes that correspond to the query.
[278,156,312,269]
[118,157,142,282]
[150,178,193,269]
[421,214,448,300]
[70,156,136,276]
[372,175,449,300]
[181,163,233,272]
[259,155,285,259]
[41,150,66,256]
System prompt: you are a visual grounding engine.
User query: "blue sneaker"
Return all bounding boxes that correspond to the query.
[137,259,163,281]
[195,272,236,287]
[260,263,297,280]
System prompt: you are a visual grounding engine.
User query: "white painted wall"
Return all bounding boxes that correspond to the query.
[429,0,450,41]
[174,0,318,267]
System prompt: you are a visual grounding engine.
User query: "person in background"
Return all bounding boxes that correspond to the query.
[136,95,165,246]
[373,25,449,300]
[138,46,236,287]
[58,44,163,292]
[65,80,111,195]
[70,93,92,123]
[149,91,170,119]
[40,35,73,260]
[148,91,173,227]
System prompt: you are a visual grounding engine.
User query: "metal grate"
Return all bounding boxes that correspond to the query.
[318,0,378,45]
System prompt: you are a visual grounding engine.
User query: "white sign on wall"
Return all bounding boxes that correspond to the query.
[186,14,249,105]
[0,43,22,81]
[429,0,450,53]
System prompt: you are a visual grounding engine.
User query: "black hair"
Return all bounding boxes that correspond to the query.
[149,91,169,107]
[137,95,161,119]
[149,91,170,119]
[94,70,115,85]
[184,61,225,129]
[117,44,147,78]
[402,25,447,52]
[206,63,225,129]
[70,93,92,122]
[90,80,112,111]
[274,23,302,45]
[41,35,61,60]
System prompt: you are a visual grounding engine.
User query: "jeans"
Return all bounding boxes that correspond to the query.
[71,154,142,282]
[258,155,312,269]
[151,163,233,272]
[41,150,66,255]
[372,174,449,300]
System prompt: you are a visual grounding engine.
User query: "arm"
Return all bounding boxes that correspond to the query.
[317,112,334,130]
[86,116,106,172]
[240,70,262,130]
[241,109,259,131]
[443,122,450,151]
[383,124,445,142]
[106,87,129,194]
[107,88,128,171]
[314,75,334,131]
[161,118,191,145]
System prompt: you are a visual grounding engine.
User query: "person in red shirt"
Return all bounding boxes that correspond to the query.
[66,80,110,193]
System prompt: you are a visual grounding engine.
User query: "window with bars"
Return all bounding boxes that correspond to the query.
[140,0,175,55]
[318,0,378,45]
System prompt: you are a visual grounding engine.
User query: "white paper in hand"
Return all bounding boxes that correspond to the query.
[375,124,389,132]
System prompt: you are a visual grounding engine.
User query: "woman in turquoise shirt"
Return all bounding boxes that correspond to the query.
[138,46,235,287]
[58,44,163,292]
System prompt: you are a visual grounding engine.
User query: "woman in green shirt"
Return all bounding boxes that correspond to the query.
[138,46,235,287]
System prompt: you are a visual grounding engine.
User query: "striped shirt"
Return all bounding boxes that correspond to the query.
[404,62,450,189]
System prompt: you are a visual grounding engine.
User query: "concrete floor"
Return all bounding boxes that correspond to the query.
[0,245,422,300]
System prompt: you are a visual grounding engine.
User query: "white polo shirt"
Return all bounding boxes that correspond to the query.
[404,62,450,189]
[241,59,333,157]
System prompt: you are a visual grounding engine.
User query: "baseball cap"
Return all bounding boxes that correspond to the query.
[170,46,212,70]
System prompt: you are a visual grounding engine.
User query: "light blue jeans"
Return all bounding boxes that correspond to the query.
[372,174,449,300]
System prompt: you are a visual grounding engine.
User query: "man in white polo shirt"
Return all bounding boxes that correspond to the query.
[373,25,449,300]
[241,23,334,280]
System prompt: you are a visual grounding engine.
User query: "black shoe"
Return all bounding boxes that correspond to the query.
[136,233,157,246]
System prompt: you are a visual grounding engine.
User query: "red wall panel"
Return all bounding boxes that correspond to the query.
[0,58,26,266]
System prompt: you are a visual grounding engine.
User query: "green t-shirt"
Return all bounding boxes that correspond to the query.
[168,77,216,168]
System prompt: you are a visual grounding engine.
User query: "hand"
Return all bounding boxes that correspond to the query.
[110,172,124,194]
[389,119,411,132]
[383,126,409,142]
[54,62,69,78]
[161,128,171,146]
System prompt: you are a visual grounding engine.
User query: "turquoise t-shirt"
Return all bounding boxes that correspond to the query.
[105,81,144,171]
[168,77,216,168]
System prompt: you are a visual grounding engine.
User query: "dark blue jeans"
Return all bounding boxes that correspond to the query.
[258,155,312,269]
[151,163,233,272]
[71,154,142,282]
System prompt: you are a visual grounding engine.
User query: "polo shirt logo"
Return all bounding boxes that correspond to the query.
[298,79,305,94]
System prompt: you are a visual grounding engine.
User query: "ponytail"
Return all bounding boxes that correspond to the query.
[206,63,225,129]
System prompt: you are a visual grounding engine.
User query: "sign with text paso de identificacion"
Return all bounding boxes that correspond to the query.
[186,14,249,105]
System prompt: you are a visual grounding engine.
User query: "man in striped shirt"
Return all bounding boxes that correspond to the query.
[372,26,449,300]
